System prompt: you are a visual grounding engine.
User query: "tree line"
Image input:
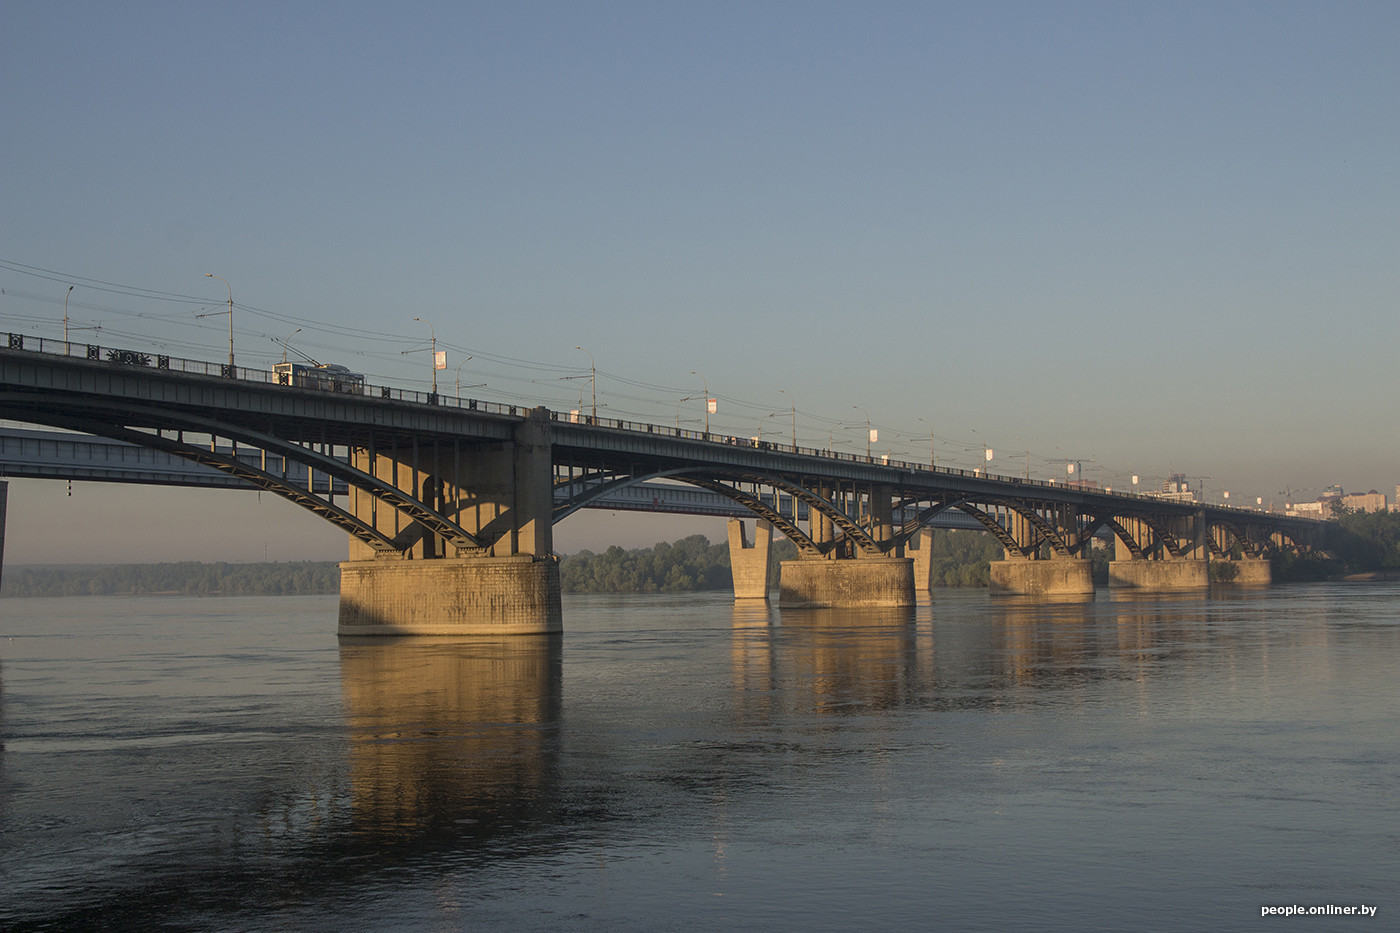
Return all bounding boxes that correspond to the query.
[560,528,1003,593]
[1269,506,1400,581]
[10,513,1391,597]
[2,561,341,597]
[2,529,1008,597]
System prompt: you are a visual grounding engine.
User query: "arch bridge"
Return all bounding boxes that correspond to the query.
[0,335,1321,634]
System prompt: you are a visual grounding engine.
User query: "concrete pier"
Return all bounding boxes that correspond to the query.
[1221,558,1272,585]
[989,559,1095,596]
[1108,559,1209,590]
[778,558,916,609]
[338,556,561,635]
[339,407,559,635]
[911,526,934,593]
[727,518,772,600]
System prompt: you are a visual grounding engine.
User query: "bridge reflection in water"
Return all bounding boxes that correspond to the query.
[337,634,562,843]
[6,588,1387,930]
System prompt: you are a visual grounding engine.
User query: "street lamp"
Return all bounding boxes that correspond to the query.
[779,389,797,446]
[691,370,710,433]
[576,346,596,420]
[280,328,301,363]
[203,273,234,371]
[62,284,74,353]
[826,423,842,454]
[455,356,484,396]
[753,412,779,444]
[675,396,695,428]
[413,317,439,394]
[852,405,872,457]
[970,428,991,471]
[917,417,937,468]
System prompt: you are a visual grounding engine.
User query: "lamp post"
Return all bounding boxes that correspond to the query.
[917,417,937,468]
[280,328,301,363]
[852,405,872,457]
[203,273,234,371]
[675,396,695,428]
[754,412,779,444]
[454,356,484,396]
[691,370,710,433]
[413,317,439,394]
[62,285,74,353]
[779,389,797,446]
[970,428,991,472]
[575,346,596,420]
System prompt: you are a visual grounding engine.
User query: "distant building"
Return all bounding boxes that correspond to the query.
[1145,472,1196,504]
[1341,491,1387,514]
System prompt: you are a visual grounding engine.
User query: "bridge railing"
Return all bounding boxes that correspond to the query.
[3,332,527,418]
[2,331,1294,518]
[544,407,1104,491]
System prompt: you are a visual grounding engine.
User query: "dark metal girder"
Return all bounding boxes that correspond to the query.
[0,392,486,552]
[48,417,403,553]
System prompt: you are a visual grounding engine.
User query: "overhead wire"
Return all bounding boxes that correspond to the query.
[2,258,1185,480]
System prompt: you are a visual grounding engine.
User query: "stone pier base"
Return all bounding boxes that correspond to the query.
[989,559,1095,596]
[1223,558,1272,585]
[727,518,773,600]
[1108,559,1209,590]
[911,527,934,593]
[778,558,915,609]
[338,557,562,636]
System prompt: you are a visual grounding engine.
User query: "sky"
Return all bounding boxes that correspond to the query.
[1,1,1397,564]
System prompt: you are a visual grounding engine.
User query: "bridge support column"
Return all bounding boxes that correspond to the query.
[1217,558,1272,585]
[778,558,915,609]
[1108,559,1209,590]
[338,557,561,635]
[339,407,561,635]
[989,558,1094,596]
[810,483,835,550]
[728,518,772,600]
[911,526,934,592]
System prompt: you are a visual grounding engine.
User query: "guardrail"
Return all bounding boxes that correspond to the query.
[2,331,1297,518]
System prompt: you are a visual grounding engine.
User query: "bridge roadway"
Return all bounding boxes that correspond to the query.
[0,334,1320,634]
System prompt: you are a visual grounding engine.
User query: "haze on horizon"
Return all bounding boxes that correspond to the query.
[1,1,1396,565]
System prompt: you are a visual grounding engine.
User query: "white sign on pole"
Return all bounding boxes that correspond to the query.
[707,398,717,414]
[1067,463,1076,475]
[869,429,878,444]
[985,448,993,461]
[434,350,447,370]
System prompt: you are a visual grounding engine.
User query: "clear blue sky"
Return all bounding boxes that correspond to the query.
[2,1,1396,562]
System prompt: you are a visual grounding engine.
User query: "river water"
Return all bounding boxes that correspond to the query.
[1,584,1395,931]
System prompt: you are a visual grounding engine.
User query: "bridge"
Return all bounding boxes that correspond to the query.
[0,426,989,529]
[0,333,1320,634]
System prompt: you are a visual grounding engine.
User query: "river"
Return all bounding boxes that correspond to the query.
[1,584,1396,931]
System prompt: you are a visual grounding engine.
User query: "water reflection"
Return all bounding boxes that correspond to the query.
[725,594,1277,720]
[338,634,562,845]
[4,587,1395,931]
